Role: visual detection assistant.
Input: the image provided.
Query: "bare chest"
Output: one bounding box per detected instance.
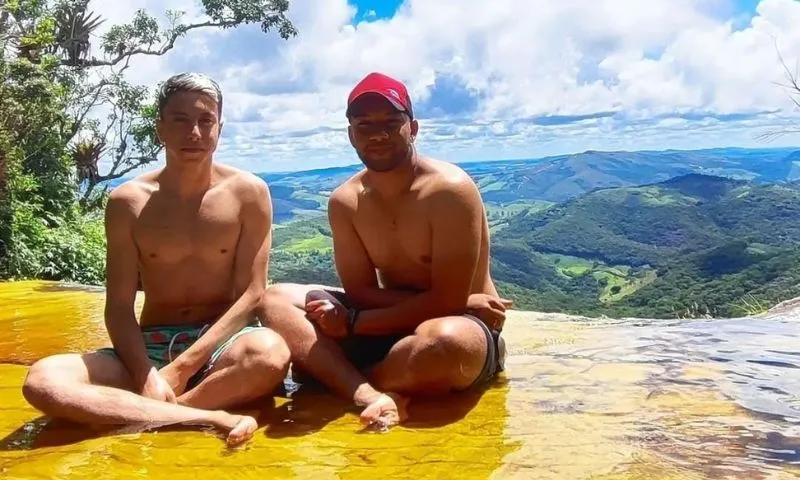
[353,199,432,274]
[133,193,241,265]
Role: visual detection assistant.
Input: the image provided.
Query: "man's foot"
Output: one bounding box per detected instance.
[359,392,409,431]
[213,412,258,446]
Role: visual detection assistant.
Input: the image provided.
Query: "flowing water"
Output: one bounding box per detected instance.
[0,281,798,479]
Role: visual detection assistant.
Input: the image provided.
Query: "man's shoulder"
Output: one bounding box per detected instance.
[106,175,156,210]
[328,172,363,211]
[421,157,480,199]
[215,163,269,200]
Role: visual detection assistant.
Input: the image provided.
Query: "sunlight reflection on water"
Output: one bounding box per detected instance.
[529,314,800,477]
[1,281,799,479]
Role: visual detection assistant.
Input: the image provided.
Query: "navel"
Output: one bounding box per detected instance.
[149,253,158,259]
[220,248,228,254]
[420,254,432,263]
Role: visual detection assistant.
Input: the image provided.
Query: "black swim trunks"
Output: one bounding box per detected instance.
[327,289,505,390]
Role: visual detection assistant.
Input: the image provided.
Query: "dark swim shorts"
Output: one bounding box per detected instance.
[327,290,506,391]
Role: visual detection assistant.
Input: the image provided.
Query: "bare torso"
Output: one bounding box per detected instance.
[120,164,255,326]
[345,157,497,296]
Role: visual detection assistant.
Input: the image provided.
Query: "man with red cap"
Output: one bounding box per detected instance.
[258,72,511,428]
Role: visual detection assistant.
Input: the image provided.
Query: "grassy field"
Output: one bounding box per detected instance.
[596,268,658,303]
[279,232,332,253]
[293,191,330,207]
[634,187,698,206]
[545,254,656,303]
[487,200,553,233]
[551,255,595,277]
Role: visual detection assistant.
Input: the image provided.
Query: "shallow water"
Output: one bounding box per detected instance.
[0,280,798,479]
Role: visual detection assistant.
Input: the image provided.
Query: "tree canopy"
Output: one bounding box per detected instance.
[0,0,297,283]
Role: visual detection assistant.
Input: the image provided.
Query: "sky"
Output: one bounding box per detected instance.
[88,0,800,174]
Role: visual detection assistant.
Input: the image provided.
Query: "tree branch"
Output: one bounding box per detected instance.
[73,19,238,67]
[67,79,111,139]
[755,44,800,143]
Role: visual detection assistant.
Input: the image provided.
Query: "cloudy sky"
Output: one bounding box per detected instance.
[90,0,800,174]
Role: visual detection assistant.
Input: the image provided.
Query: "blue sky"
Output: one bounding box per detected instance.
[93,0,800,174]
[350,0,403,22]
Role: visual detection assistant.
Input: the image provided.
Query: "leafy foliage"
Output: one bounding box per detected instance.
[0,0,297,283]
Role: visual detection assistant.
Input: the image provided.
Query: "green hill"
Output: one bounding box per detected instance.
[268,173,800,319]
[492,174,800,317]
[257,147,800,223]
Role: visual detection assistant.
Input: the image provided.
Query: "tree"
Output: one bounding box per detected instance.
[757,47,800,142]
[0,0,298,282]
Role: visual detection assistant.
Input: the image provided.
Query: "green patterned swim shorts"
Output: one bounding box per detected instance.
[97,322,266,388]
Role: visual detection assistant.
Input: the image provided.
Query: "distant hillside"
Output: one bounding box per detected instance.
[257,146,800,222]
[268,173,800,319]
[492,174,800,317]
[102,147,800,224]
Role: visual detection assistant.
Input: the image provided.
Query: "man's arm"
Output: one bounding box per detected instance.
[173,177,273,372]
[351,179,484,335]
[104,186,153,387]
[328,188,416,310]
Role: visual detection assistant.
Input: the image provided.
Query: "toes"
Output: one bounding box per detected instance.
[359,404,380,426]
[226,416,257,446]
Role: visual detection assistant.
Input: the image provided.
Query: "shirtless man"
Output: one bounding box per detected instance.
[257,72,511,428]
[22,72,290,446]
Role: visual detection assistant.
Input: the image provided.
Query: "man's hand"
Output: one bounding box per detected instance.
[158,361,196,397]
[140,368,178,403]
[305,290,349,339]
[467,293,513,331]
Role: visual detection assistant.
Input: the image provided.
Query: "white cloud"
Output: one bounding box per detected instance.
[85,0,800,174]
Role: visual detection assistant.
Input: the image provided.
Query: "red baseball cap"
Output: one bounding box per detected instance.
[346,72,414,119]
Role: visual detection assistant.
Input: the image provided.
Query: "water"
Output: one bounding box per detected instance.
[537,316,800,478]
[0,281,798,479]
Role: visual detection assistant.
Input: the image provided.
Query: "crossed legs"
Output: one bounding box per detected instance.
[21,328,290,446]
[256,283,492,419]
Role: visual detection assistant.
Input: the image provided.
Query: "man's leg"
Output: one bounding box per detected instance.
[256,283,407,425]
[367,315,499,396]
[21,352,257,446]
[177,327,291,410]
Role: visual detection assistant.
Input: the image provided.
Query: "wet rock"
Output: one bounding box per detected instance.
[0,281,798,479]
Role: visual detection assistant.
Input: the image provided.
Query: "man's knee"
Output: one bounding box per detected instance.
[259,282,313,312]
[22,355,73,410]
[413,316,488,384]
[415,316,485,356]
[228,329,291,378]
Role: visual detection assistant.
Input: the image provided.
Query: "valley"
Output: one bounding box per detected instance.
[261,147,800,319]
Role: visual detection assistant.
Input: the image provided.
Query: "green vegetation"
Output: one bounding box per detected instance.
[5,3,800,321]
[268,174,800,319]
[268,216,337,285]
[486,200,552,232]
[1,0,297,284]
[261,147,800,224]
[272,216,332,253]
[492,174,800,318]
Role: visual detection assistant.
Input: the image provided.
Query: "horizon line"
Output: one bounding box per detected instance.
[255,144,800,176]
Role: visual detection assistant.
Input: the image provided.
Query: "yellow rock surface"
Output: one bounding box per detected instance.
[0,281,797,479]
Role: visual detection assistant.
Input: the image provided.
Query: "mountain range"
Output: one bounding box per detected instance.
[260,146,800,223]
[260,146,800,318]
[489,173,800,317]
[107,146,800,318]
